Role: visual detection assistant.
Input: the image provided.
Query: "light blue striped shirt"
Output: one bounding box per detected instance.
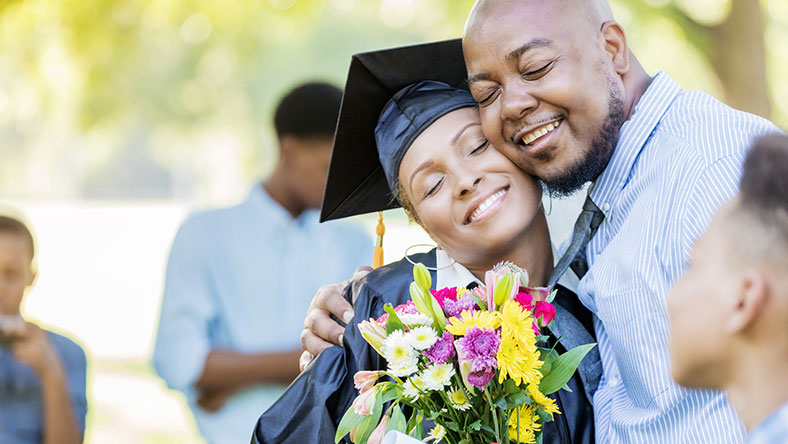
[153,184,371,444]
[577,71,781,443]
[747,402,788,444]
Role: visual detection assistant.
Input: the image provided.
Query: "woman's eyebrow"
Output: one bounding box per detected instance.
[409,159,435,190]
[451,122,480,145]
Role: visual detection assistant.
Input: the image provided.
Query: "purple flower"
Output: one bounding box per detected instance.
[443,295,478,318]
[423,331,456,364]
[457,328,500,388]
[467,367,496,387]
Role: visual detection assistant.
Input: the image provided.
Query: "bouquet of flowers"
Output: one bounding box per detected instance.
[335,262,595,444]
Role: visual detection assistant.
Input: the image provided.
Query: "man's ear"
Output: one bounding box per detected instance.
[726,270,769,334]
[600,21,630,76]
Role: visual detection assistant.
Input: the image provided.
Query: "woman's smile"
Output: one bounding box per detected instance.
[464,185,510,225]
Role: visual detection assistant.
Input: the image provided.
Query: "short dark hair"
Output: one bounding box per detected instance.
[273,82,343,140]
[0,215,35,262]
[738,134,788,243]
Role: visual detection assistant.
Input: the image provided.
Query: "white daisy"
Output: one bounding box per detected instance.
[405,326,439,350]
[398,312,432,327]
[420,363,455,391]
[402,376,424,402]
[447,386,472,411]
[382,330,418,376]
[424,424,446,443]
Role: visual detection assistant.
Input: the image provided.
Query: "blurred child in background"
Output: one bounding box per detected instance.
[0,214,87,444]
[668,134,788,443]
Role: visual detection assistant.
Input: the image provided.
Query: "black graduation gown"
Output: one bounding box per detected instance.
[251,250,596,444]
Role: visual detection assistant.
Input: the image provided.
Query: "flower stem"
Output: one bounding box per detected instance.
[485,391,501,443]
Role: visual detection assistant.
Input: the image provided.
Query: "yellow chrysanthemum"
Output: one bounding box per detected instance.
[497,301,543,385]
[527,383,560,419]
[499,300,533,341]
[508,404,541,443]
[446,309,501,336]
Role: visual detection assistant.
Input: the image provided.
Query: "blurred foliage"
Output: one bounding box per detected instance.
[0,0,785,201]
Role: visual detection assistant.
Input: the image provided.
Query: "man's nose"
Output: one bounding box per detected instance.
[500,81,538,123]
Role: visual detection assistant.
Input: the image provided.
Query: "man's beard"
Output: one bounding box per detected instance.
[541,81,627,198]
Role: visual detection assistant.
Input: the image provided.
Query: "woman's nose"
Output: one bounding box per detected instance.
[456,175,483,199]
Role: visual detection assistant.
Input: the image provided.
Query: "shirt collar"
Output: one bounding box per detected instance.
[436,246,576,292]
[590,71,682,216]
[436,249,481,289]
[248,183,319,227]
[748,401,788,442]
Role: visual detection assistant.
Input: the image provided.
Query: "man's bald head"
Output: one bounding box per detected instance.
[465,0,614,38]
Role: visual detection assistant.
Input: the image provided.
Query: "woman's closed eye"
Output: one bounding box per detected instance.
[423,177,444,199]
[469,140,489,156]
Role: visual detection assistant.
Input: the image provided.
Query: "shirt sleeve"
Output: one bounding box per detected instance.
[55,337,87,433]
[152,216,217,393]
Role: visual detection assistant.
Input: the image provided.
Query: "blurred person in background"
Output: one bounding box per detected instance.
[0,214,86,444]
[152,81,372,444]
[668,134,788,444]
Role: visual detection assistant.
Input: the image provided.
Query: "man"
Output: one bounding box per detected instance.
[668,134,788,444]
[152,82,371,444]
[0,214,87,444]
[300,1,781,442]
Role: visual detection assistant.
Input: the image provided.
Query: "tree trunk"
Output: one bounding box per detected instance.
[707,0,771,118]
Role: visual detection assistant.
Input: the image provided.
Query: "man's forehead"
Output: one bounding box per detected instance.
[464,0,608,43]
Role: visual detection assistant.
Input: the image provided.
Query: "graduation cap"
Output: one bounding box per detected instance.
[319,38,473,223]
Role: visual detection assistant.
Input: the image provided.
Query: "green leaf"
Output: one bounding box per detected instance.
[443,421,460,432]
[335,409,366,443]
[494,393,509,410]
[386,405,407,434]
[545,288,557,304]
[407,411,424,439]
[503,378,520,394]
[353,392,385,444]
[505,390,531,407]
[468,420,482,432]
[384,304,406,335]
[539,343,596,395]
[381,383,402,403]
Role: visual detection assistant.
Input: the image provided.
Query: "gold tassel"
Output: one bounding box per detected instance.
[372,211,385,269]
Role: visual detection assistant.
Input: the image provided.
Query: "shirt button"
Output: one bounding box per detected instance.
[609,376,619,387]
[603,202,611,212]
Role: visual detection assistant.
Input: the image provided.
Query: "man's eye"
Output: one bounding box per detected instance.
[474,88,498,106]
[522,61,554,80]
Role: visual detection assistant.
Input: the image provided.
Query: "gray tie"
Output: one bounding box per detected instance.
[548,195,605,288]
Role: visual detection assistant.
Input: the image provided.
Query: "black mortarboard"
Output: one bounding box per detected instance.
[320,39,474,222]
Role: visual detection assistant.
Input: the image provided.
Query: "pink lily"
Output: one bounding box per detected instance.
[353,370,385,392]
[368,414,391,444]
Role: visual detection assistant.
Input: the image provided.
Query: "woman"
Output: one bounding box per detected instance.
[252,45,598,444]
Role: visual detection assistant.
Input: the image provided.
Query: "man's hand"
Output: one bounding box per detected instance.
[9,321,60,378]
[300,266,372,367]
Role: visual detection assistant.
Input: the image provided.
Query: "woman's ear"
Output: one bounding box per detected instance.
[726,269,769,334]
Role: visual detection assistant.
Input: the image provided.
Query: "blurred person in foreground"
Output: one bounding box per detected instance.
[152,82,371,444]
[0,214,86,444]
[668,134,788,444]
